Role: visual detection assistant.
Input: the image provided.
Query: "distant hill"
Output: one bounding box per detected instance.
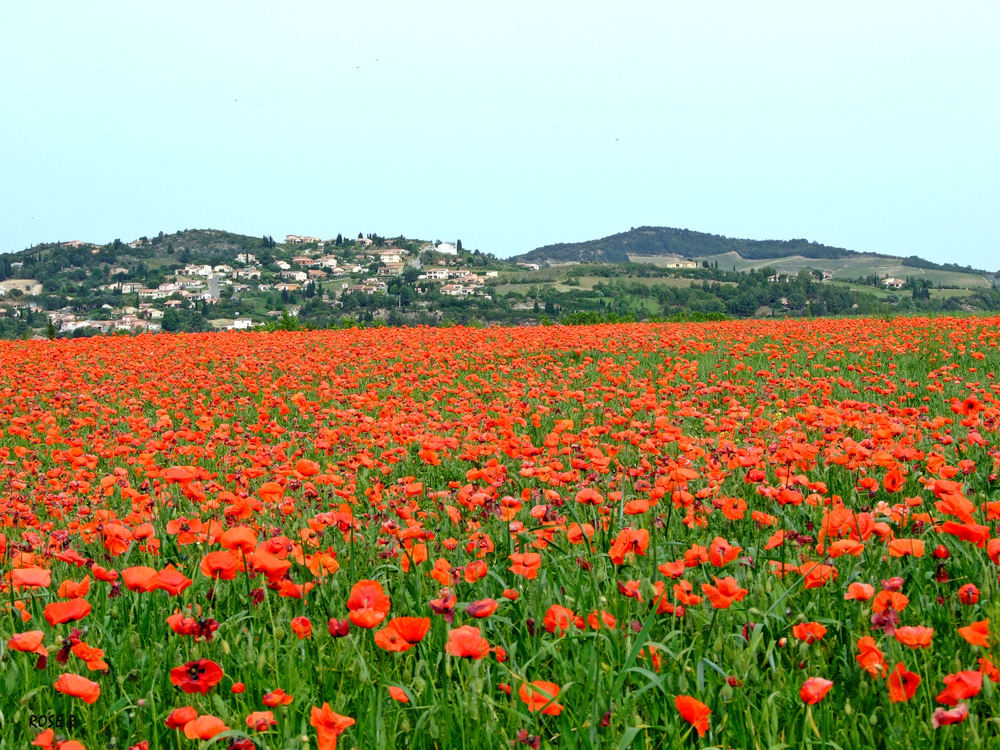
[4,229,269,268]
[513,227,993,280]
[513,227,863,265]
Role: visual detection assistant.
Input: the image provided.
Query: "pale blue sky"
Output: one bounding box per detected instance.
[1,1,997,267]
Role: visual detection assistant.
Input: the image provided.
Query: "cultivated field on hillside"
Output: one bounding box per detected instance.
[2,319,1000,749]
[694,252,992,288]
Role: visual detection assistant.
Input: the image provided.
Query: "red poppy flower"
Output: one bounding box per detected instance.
[792,622,827,644]
[155,565,193,596]
[856,636,887,678]
[887,662,920,703]
[165,706,198,729]
[262,688,294,706]
[199,550,243,580]
[465,598,498,618]
[674,695,710,737]
[12,568,51,589]
[43,598,91,626]
[310,703,355,750]
[936,671,982,706]
[799,677,833,704]
[246,710,277,731]
[445,625,490,659]
[183,715,230,739]
[169,659,224,694]
[895,626,934,649]
[345,580,391,628]
[121,566,159,592]
[932,703,968,728]
[54,673,101,704]
[291,616,313,639]
[519,680,563,715]
[509,552,542,579]
[701,576,748,609]
[958,619,990,647]
[7,631,47,656]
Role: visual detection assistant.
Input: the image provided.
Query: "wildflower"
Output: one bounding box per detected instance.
[887,662,920,702]
[43,598,91,626]
[53,673,101,704]
[7,631,47,656]
[701,576,748,609]
[246,711,277,731]
[792,622,827,644]
[310,703,355,750]
[519,680,563,715]
[466,598,498,618]
[936,671,982,706]
[445,625,490,659]
[509,552,541,579]
[345,580,391,628]
[291,616,313,639]
[165,706,198,729]
[957,584,980,605]
[183,715,230,740]
[932,703,969,728]
[895,626,934,649]
[674,695,710,737]
[262,688,294,706]
[799,677,833,704]
[845,582,876,601]
[328,618,351,637]
[169,659,224,694]
[958,619,990,647]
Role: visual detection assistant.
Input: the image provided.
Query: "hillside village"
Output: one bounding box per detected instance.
[0,232,521,336]
[0,227,997,339]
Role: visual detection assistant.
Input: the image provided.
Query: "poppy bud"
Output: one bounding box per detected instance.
[933,545,950,559]
[525,618,535,636]
[601,710,612,727]
[778,638,788,648]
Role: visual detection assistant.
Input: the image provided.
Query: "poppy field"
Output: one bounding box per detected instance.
[3,316,1000,749]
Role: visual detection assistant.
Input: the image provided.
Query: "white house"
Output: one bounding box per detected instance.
[422,268,451,281]
[232,318,253,330]
[441,284,476,296]
[436,242,458,255]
